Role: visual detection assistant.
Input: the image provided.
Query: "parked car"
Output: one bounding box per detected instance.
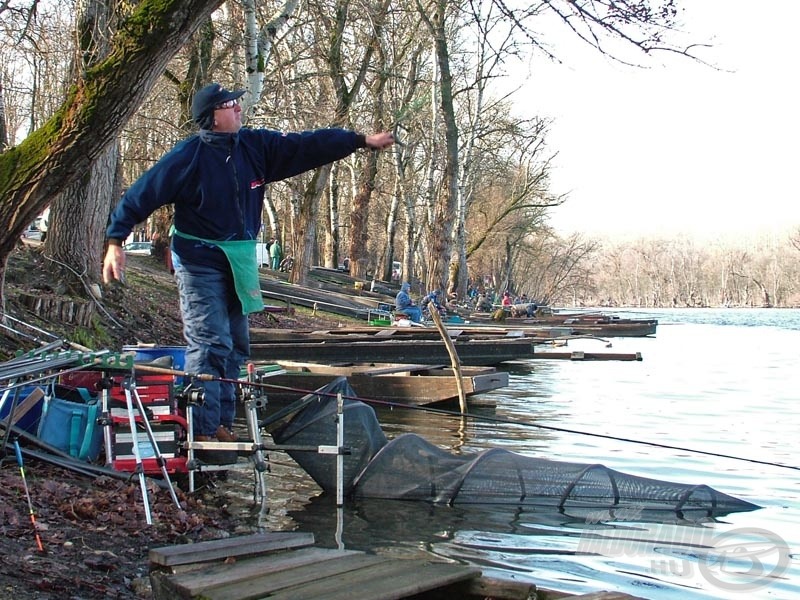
[22,226,43,241]
[123,241,153,256]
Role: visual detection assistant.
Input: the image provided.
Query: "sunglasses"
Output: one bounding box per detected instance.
[215,98,239,110]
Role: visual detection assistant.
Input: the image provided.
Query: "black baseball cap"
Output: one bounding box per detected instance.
[191,83,245,125]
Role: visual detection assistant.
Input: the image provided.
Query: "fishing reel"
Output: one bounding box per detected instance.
[175,383,205,409]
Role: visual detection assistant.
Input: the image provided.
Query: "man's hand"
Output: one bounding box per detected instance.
[365,132,395,150]
[102,244,126,284]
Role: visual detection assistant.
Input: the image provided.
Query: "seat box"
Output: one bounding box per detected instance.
[60,369,175,419]
[113,423,180,460]
[111,421,188,475]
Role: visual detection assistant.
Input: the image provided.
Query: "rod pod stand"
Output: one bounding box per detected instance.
[121,377,153,525]
[182,386,205,494]
[243,385,269,522]
[121,377,182,524]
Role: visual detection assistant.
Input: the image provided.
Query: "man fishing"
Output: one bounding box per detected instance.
[102,82,394,463]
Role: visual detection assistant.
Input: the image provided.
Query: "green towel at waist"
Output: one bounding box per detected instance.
[171,227,264,314]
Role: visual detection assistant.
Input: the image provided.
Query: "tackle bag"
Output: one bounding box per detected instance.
[37,394,103,462]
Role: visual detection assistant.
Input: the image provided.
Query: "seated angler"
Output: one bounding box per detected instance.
[421,289,446,319]
[395,282,422,323]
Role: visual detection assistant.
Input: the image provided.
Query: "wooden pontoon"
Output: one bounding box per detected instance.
[249,336,534,366]
[259,276,391,321]
[259,361,509,405]
[150,531,647,600]
[463,311,658,337]
[149,532,534,600]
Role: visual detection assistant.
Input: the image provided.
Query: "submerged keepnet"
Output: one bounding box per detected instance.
[271,378,759,516]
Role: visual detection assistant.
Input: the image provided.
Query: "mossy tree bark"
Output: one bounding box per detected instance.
[0,0,225,307]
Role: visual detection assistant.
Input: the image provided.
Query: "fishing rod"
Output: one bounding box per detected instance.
[1,421,172,487]
[13,440,45,552]
[130,362,800,473]
[0,315,61,346]
[0,348,117,391]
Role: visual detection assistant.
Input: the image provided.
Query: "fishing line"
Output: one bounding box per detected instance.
[129,363,800,473]
[244,378,800,473]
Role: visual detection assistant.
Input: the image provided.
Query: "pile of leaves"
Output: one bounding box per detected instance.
[0,460,240,599]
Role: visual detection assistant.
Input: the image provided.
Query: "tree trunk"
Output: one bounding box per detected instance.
[292,164,332,286]
[325,162,341,270]
[0,0,226,306]
[45,145,120,285]
[383,154,403,282]
[0,82,8,151]
[429,3,459,294]
[349,151,378,281]
[44,0,121,285]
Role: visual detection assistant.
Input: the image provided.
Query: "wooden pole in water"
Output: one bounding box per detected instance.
[429,308,467,413]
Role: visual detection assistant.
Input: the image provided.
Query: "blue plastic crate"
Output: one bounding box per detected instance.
[0,385,44,434]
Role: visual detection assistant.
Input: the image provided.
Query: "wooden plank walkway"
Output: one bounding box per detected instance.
[149,532,646,600]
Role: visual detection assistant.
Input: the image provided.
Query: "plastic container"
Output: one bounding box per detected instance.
[0,384,44,434]
[123,345,186,371]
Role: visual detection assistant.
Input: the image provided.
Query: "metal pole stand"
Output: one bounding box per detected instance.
[96,375,115,468]
[120,376,152,525]
[182,385,204,493]
[183,374,269,523]
[244,364,270,523]
[242,395,270,523]
[122,377,182,521]
[335,392,345,549]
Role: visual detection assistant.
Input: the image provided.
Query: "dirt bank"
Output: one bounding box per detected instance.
[0,245,346,599]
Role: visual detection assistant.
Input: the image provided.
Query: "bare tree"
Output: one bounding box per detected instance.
[346,0,392,280]
[791,227,800,253]
[288,0,386,284]
[416,0,460,294]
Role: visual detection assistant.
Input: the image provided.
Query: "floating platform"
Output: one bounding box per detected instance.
[149,531,649,599]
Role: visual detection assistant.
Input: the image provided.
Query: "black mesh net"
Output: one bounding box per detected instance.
[270,379,759,516]
[270,378,387,495]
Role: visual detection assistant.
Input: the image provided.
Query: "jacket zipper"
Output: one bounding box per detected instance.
[228,139,245,238]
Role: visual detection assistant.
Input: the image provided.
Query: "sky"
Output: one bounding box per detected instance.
[513,0,800,240]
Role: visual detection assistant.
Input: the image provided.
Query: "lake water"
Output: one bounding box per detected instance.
[236,308,800,599]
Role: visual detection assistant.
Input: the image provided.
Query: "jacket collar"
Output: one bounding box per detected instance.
[198,129,240,147]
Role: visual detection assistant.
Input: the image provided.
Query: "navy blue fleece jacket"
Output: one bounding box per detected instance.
[107,127,366,269]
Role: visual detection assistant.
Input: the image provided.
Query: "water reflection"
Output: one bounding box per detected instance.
[285,493,771,598]
[292,495,733,550]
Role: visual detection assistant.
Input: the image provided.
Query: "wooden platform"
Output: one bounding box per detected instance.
[262,361,510,405]
[149,532,535,600]
[531,350,643,361]
[249,337,534,366]
[150,532,650,600]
